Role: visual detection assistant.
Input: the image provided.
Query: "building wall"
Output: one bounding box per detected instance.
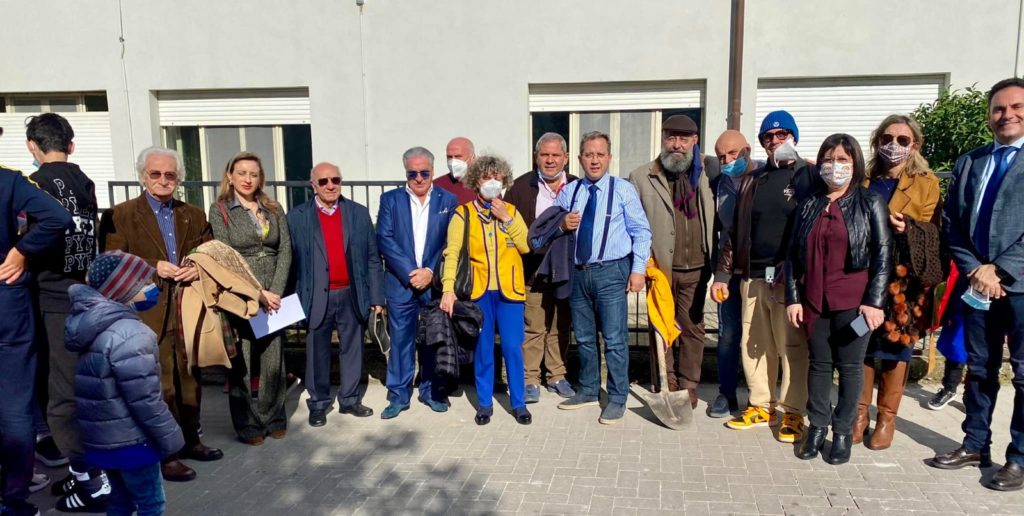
[0,0,1015,182]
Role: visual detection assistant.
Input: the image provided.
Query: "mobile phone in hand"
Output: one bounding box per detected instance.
[850,314,869,337]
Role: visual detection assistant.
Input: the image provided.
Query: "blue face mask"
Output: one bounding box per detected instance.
[130,284,160,312]
[32,159,42,170]
[721,156,747,177]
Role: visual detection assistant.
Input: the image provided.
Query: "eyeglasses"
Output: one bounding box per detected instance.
[406,170,431,180]
[880,134,913,147]
[316,177,341,187]
[147,171,178,182]
[760,130,791,144]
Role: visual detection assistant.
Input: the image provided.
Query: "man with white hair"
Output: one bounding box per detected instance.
[98,146,219,483]
[288,162,384,428]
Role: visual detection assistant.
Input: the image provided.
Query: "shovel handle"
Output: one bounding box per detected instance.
[655,332,670,393]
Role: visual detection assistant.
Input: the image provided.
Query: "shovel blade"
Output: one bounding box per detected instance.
[643,390,694,430]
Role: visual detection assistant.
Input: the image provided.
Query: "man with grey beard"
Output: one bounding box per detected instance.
[628,115,718,404]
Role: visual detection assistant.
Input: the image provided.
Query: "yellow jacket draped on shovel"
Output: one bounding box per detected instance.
[180,240,262,369]
[645,259,680,347]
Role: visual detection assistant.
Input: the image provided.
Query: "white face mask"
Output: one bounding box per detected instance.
[479,179,503,200]
[820,162,854,188]
[771,138,799,164]
[538,168,565,183]
[448,159,468,179]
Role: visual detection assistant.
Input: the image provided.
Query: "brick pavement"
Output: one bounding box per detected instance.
[27,380,1024,515]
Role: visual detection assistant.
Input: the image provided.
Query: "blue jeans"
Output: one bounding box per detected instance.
[475,291,526,409]
[0,282,36,504]
[107,463,166,516]
[385,295,442,405]
[717,275,742,398]
[961,293,1024,466]
[570,258,630,405]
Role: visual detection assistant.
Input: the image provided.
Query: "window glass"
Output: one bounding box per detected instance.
[579,112,611,137]
[244,126,276,180]
[0,97,6,113]
[84,94,109,112]
[283,125,313,208]
[205,127,242,181]
[49,98,77,112]
[619,111,653,174]
[531,112,570,153]
[11,97,43,113]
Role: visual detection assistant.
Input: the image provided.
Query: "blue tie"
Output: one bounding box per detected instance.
[974,146,1014,257]
[575,183,599,264]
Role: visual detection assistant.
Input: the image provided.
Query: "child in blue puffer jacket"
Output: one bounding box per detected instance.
[65,251,184,516]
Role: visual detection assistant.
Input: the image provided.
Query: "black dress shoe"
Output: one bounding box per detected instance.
[475,406,493,426]
[514,407,532,425]
[826,434,852,465]
[182,443,224,462]
[985,462,1024,491]
[309,408,327,427]
[930,446,992,469]
[796,426,827,460]
[339,403,374,417]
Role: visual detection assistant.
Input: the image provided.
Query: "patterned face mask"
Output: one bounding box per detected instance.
[820,162,853,188]
[877,142,912,165]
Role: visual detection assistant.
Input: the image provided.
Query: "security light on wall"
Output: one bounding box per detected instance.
[356,0,364,5]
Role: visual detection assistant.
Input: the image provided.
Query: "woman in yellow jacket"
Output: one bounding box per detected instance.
[440,156,531,425]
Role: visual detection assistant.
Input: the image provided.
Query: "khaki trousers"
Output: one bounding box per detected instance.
[739,279,808,414]
[522,285,571,385]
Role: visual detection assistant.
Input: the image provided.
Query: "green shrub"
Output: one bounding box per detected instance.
[912,86,991,174]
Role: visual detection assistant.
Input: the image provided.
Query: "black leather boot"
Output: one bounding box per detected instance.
[796,426,828,460]
[826,433,853,465]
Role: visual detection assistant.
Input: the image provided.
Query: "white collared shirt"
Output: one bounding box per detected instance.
[315,196,338,216]
[406,186,432,268]
[975,134,1024,217]
[535,172,565,219]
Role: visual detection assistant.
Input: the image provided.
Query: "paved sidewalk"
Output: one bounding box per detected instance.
[28,380,1024,515]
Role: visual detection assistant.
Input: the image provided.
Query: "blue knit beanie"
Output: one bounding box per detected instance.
[759,110,799,143]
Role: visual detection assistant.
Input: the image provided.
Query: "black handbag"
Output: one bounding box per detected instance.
[433,205,474,300]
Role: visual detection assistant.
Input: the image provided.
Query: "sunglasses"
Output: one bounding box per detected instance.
[316,177,341,187]
[406,170,431,180]
[147,171,178,181]
[760,130,791,144]
[880,134,913,147]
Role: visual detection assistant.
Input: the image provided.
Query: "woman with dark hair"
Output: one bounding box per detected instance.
[785,134,893,464]
[855,115,942,450]
[209,152,292,445]
[439,155,532,426]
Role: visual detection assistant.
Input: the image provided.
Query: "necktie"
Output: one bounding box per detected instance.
[575,184,599,264]
[974,146,1013,257]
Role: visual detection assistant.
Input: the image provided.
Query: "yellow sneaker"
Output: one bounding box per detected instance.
[777,413,805,443]
[726,406,777,430]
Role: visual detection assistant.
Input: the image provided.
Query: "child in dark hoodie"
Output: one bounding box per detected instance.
[65,251,184,516]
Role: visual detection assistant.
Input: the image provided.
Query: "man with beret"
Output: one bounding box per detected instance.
[712,110,818,443]
[628,115,719,406]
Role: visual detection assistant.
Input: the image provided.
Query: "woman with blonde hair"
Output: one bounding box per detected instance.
[439,155,532,426]
[855,115,942,451]
[209,152,292,445]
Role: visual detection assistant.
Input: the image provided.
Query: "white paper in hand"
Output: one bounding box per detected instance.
[249,294,306,339]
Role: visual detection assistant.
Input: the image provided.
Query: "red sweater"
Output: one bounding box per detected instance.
[318,208,350,289]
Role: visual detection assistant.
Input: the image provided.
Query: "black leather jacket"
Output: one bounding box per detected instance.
[784,185,893,308]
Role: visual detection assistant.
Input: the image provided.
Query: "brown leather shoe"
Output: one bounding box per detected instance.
[985,462,1024,491]
[929,446,992,469]
[182,443,224,462]
[161,459,197,482]
[269,430,287,439]
[242,436,264,446]
[852,363,874,444]
[866,360,907,451]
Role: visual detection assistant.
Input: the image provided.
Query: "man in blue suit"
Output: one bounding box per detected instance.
[289,162,384,428]
[931,78,1024,491]
[377,147,458,419]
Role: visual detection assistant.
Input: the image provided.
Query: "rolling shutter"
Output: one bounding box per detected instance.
[157,89,311,126]
[754,76,943,160]
[529,82,702,112]
[0,112,116,208]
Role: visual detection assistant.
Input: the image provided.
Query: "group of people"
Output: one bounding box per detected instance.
[2,77,1024,516]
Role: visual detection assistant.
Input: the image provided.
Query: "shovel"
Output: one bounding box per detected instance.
[641,332,693,430]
